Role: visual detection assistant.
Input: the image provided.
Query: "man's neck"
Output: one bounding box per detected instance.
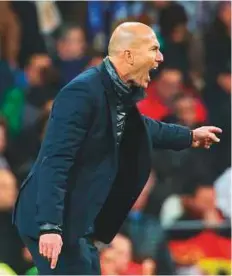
[108,56,132,86]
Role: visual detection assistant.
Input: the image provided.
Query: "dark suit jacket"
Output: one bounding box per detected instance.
[13,62,192,245]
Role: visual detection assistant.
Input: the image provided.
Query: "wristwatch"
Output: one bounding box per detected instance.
[39,223,62,235]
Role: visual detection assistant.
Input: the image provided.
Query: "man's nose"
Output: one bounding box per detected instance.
[156,50,164,63]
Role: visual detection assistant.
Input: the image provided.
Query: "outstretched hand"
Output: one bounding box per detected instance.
[191,126,222,149]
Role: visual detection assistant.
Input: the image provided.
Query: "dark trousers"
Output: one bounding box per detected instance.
[20,235,101,275]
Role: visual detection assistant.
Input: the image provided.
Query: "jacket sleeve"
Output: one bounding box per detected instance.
[35,81,94,226]
[143,116,192,150]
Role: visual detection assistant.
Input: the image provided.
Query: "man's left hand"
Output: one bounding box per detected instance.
[191,126,222,149]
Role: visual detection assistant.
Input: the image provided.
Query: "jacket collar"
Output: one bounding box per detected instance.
[96,62,117,143]
[96,61,146,145]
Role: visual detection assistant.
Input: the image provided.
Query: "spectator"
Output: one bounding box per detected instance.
[141,258,156,275]
[138,67,206,123]
[23,54,58,111]
[146,1,177,50]
[0,169,23,273]
[0,83,25,138]
[161,180,224,227]
[34,1,62,55]
[0,54,57,138]
[0,1,21,68]
[100,247,118,275]
[0,118,10,169]
[22,247,38,275]
[56,1,88,33]
[8,99,53,181]
[214,167,231,219]
[11,1,47,68]
[150,146,214,222]
[111,234,133,274]
[0,169,17,210]
[121,171,176,275]
[53,24,98,86]
[158,1,191,82]
[110,234,143,275]
[203,1,231,178]
[204,1,231,81]
[0,1,21,113]
[138,68,184,120]
[0,62,15,104]
[163,93,207,127]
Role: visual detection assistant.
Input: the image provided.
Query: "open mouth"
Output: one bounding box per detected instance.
[148,68,157,77]
[149,66,158,74]
[147,66,159,85]
[152,64,158,70]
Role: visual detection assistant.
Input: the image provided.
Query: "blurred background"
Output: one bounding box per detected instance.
[0,1,231,275]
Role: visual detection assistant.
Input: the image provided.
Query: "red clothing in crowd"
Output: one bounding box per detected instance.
[121,262,143,275]
[137,81,207,123]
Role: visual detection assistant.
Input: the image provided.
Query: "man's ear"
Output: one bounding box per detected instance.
[124,50,134,65]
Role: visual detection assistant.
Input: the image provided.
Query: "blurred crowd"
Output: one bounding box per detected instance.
[0,1,231,275]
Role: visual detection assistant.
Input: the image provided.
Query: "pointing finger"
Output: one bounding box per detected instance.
[208,126,222,134]
[50,248,59,269]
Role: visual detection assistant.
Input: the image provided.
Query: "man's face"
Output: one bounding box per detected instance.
[174,96,197,127]
[156,69,182,100]
[194,186,216,212]
[100,248,117,274]
[110,235,132,273]
[57,28,86,61]
[126,32,163,88]
[0,170,18,211]
[171,24,188,43]
[26,55,52,86]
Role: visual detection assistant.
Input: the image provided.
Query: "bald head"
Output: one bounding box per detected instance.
[108,22,156,56]
[107,22,163,89]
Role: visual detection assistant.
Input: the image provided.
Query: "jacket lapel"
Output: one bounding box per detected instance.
[96,62,117,144]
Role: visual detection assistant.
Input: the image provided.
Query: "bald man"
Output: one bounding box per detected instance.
[13,22,222,275]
